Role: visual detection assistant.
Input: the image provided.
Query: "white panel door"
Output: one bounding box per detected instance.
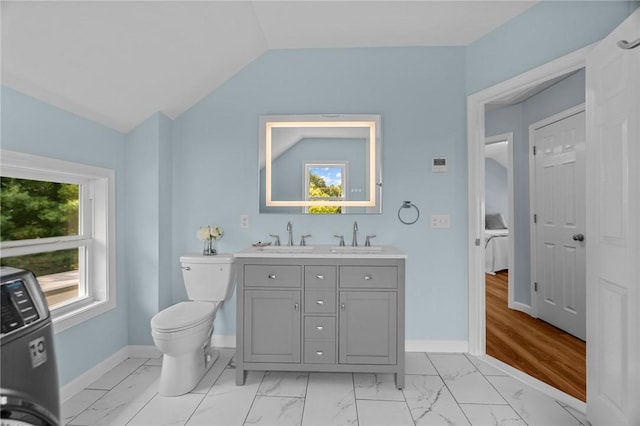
[585,9,640,425]
[534,110,586,340]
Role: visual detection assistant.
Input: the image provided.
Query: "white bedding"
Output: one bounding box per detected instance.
[485,229,509,274]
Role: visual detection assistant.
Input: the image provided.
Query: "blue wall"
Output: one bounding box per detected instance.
[0,87,129,386]
[467,1,634,94]
[485,69,586,305]
[125,112,175,345]
[485,158,508,222]
[171,47,469,341]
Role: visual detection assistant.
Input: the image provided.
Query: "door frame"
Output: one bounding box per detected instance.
[484,132,518,311]
[528,103,586,318]
[467,44,593,409]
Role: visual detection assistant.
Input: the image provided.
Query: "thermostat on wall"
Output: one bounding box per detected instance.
[432,157,448,173]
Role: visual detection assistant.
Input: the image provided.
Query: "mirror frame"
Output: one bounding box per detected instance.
[259,114,382,213]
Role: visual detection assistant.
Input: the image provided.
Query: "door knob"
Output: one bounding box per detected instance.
[572,234,585,242]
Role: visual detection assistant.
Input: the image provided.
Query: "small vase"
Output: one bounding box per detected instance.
[203,239,217,256]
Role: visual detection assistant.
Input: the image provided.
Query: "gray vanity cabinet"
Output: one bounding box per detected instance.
[243,289,301,363]
[235,253,405,389]
[339,291,397,364]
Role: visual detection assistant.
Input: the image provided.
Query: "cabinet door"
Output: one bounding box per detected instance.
[244,290,301,363]
[339,291,397,364]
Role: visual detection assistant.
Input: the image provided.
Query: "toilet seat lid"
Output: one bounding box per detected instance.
[151,301,218,332]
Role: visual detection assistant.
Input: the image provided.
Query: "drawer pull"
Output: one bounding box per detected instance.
[364,274,372,280]
[316,274,325,280]
[315,351,324,356]
[316,300,324,305]
[316,325,324,331]
[268,273,277,279]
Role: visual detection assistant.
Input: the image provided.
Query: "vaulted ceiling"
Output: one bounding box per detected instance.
[1,1,537,132]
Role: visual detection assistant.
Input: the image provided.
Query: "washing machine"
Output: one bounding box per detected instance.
[1,267,60,426]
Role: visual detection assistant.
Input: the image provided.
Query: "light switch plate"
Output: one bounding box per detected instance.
[431,214,450,228]
[240,214,249,229]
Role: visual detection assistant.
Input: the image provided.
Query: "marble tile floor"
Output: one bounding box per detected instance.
[62,350,589,426]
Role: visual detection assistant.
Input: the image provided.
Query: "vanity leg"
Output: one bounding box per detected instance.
[236,367,245,386]
[395,372,404,389]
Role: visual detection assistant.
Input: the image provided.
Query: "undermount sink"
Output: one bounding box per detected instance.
[262,245,314,252]
[329,246,383,253]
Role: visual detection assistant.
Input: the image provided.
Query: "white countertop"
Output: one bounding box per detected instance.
[234,244,407,259]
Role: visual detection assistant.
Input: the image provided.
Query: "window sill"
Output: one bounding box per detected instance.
[51,297,115,334]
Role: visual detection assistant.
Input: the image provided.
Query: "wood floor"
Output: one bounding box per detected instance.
[485,271,586,401]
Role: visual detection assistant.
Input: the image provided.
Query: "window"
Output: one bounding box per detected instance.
[304,162,347,214]
[0,150,115,333]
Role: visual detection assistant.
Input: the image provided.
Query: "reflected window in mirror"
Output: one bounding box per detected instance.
[305,162,347,214]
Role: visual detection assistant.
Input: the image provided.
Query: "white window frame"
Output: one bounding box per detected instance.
[0,150,116,333]
[303,161,348,214]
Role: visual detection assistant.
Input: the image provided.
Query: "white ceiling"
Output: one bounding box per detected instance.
[1,1,537,133]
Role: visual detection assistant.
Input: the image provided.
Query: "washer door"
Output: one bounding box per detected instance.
[1,395,60,426]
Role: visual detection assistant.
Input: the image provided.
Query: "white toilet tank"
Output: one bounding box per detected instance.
[180,253,236,302]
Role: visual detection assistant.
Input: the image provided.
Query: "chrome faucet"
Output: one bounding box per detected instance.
[351,221,358,246]
[364,234,376,247]
[286,221,293,246]
[299,234,311,246]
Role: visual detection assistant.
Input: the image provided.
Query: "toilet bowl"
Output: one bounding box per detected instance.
[150,253,235,396]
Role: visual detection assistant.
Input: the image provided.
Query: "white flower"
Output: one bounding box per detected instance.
[197,225,224,241]
[197,227,210,241]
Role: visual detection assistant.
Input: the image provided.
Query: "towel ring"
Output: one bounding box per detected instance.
[398,201,420,225]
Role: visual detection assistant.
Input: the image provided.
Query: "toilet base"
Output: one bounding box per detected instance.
[158,346,220,397]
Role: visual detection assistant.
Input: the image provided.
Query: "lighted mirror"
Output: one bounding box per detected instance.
[259,114,382,214]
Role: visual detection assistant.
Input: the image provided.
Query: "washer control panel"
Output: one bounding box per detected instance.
[1,280,41,335]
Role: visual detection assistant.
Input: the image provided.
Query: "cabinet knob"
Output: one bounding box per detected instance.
[294,303,299,311]
[316,300,324,305]
[316,325,324,331]
[268,273,277,279]
[316,275,325,280]
[341,303,346,311]
[315,351,324,356]
[364,274,372,280]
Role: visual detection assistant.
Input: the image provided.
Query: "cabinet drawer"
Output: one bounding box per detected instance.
[244,265,301,287]
[339,266,397,289]
[304,340,336,364]
[305,290,336,314]
[305,266,337,289]
[304,316,336,340]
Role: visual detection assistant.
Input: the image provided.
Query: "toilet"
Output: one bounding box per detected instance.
[150,253,236,396]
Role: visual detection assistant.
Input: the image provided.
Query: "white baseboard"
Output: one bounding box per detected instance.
[59,346,128,403]
[480,354,586,414]
[405,340,468,353]
[508,300,532,315]
[212,334,236,348]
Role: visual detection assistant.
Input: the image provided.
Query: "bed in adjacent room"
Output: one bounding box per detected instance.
[485,213,509,274]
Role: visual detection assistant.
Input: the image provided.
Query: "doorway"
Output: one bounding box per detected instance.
[467,45,590,411]
[483,82,587,401]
